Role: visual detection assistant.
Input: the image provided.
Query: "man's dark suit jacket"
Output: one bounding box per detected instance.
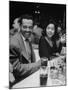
[10,32,39,82]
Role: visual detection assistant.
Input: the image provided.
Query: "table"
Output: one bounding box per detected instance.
[12,49,66,88]
[12,56,66,88]
[12,70,40,88]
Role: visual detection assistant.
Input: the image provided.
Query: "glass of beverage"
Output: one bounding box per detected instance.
[41,57,48,67]
[50,66,58,79]
[40,57,48,86]
[40,74,48,86]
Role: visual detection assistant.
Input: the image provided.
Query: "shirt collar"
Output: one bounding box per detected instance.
[20,33,30,42]
[21,34,26,41]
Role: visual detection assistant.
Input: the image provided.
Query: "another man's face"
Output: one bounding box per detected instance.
[57,27,62,33]
[21,19,33,39]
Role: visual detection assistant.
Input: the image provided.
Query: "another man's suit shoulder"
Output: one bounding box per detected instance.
[39,36,45,42]
[10,32,20,47]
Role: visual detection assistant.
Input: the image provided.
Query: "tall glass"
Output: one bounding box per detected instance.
[40,57,48,86]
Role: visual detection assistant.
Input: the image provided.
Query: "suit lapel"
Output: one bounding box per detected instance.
[17,32,30,62]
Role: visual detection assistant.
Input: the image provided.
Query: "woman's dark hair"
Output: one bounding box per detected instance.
[19,14,34,25]
[42,19,59,41]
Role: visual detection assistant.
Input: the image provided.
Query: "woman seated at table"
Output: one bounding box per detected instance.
[39,19,62,60]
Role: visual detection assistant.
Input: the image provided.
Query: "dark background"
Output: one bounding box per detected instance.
[9,1,66,29]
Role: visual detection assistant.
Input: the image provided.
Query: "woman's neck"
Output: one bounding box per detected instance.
[45,36,53,47]
[46,36,52,41]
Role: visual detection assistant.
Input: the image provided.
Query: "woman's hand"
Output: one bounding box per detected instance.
[60,34,66,44]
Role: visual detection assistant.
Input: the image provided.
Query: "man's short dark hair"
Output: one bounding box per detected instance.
[19,14,34,25]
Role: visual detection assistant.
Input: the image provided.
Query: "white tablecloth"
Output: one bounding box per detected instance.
[12,70,40,88]
[12,49,66,88]
[12,68,65,88]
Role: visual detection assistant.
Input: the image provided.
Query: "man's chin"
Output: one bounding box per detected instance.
[25,34,31,38]
[25,35,30,39]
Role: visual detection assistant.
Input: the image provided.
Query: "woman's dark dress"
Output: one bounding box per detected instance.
[39,36,62,59]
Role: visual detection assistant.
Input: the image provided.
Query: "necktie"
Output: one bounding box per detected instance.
[25,39,31,62]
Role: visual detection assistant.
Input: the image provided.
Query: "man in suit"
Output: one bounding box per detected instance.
[9,14,41,85]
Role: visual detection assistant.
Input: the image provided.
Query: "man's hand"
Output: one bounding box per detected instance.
[9,63,13,73]
[9,72,15,83]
